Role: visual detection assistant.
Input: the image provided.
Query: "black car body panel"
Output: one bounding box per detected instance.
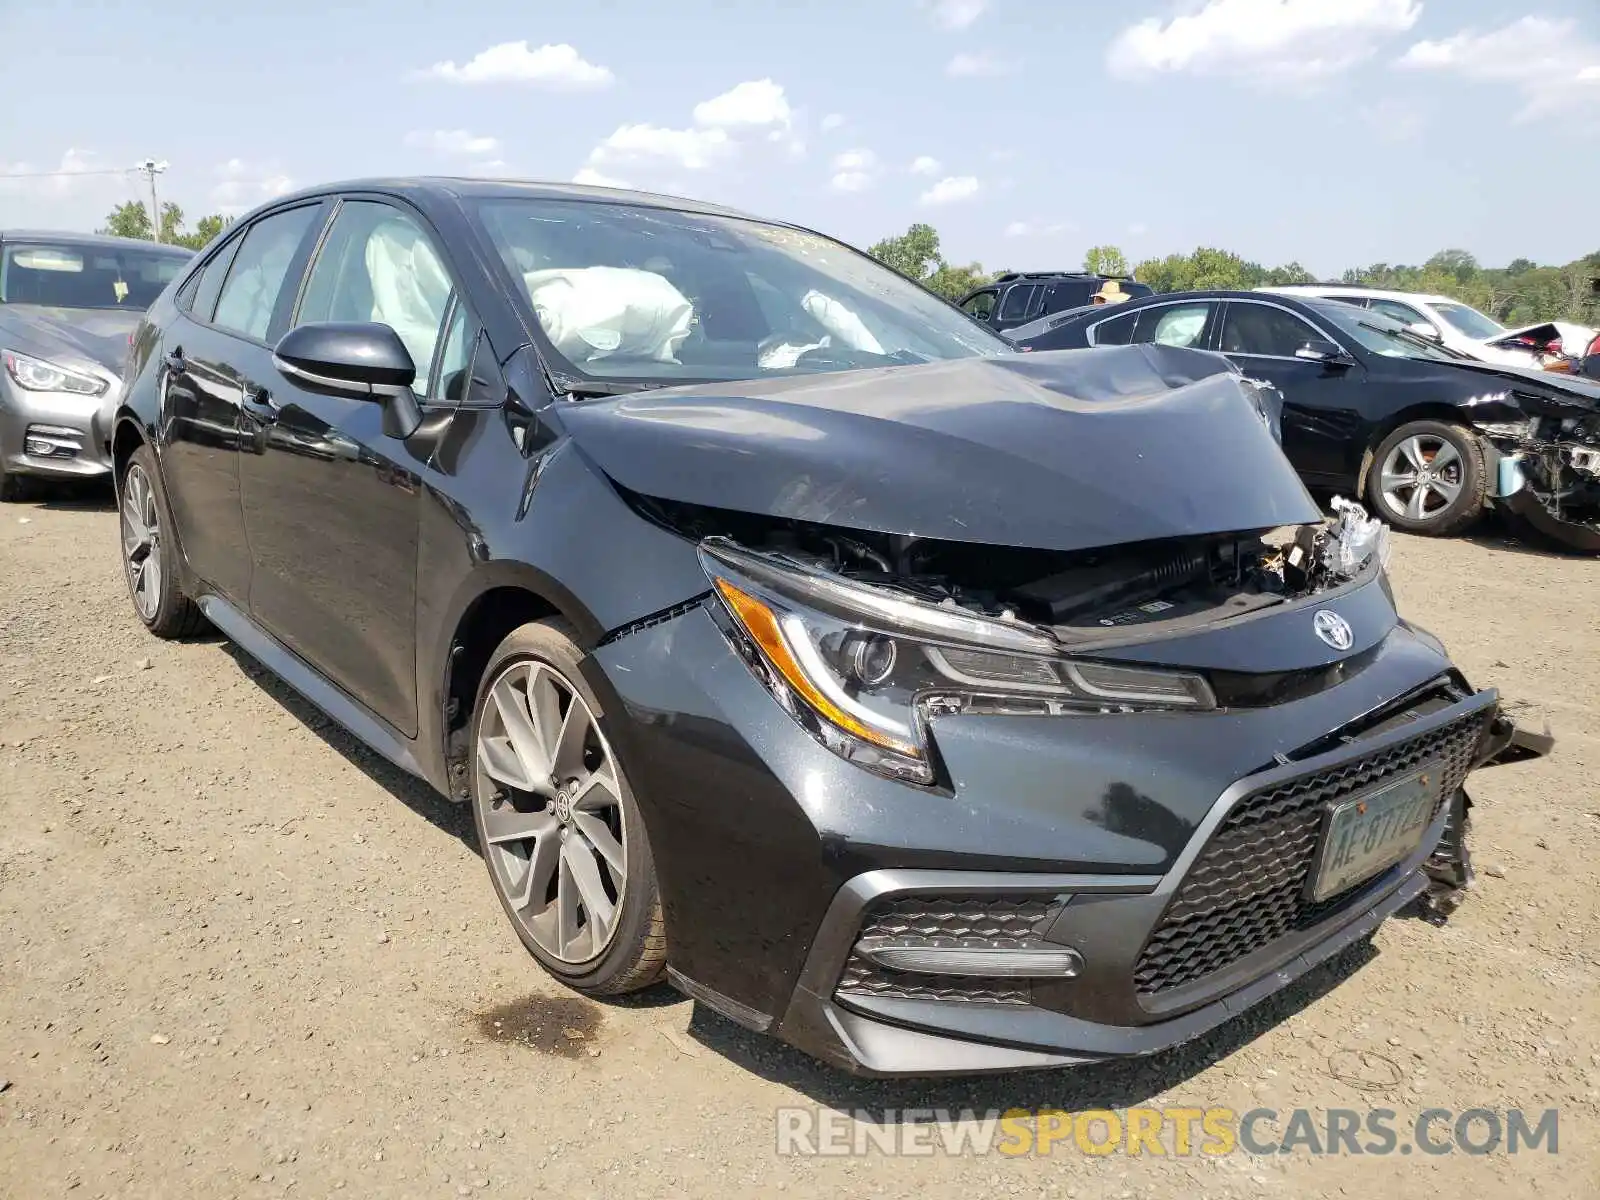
[560,345,1317,553]
[110,179,1547,1076]
[1011,289,1600,550]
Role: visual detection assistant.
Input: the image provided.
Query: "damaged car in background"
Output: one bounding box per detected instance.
[111,179,1550,1076]
[1014,288,1600,552]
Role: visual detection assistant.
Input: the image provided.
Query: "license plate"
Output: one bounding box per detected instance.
[1309,767,1442,902]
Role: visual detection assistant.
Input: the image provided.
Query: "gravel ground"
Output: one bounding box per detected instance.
[1,490,1597,1199]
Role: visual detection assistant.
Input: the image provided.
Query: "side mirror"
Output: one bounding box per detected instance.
[1295,339,1354,368]
[273,321,422,438]
[1406,321,1443,342]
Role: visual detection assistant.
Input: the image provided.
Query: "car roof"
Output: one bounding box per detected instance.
[0,229,195,255]
[1261,284,1459,306]
[990,270,1143,284]
[257,176,767,223]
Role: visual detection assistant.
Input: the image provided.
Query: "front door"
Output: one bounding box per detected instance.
[1217,300,1366,484]
[236,198,465,738]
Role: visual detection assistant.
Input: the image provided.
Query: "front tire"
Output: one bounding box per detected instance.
[468,618,667,996]
[1367,420,1487,537]
[119,445,207,638]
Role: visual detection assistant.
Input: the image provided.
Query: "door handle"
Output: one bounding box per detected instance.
[241,387,279,425]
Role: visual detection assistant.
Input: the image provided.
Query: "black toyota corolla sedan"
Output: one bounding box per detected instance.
[110,179,1547,1076]
[1008,289,1600,551]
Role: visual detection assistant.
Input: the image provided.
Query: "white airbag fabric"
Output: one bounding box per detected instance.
[523,267,693,363]
[801,289,884,355]
[366,221,452,382]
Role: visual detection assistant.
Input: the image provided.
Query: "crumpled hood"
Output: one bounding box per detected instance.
[1427,354,1600,409]
[558,344,1322,553]
[0,304,139,374]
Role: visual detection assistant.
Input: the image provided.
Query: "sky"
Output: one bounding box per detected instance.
[3,0,1600,278]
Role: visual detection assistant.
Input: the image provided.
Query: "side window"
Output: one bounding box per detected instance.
[961,290,998,322]
[297,201,453,395]
[212,207,321,341]
[1219,303,1322,357]
[1135,302,1213,348]
[1088,309,1138,346]
[434,301,474,403]
[1045,281,1093,314]
[182,239,241,322]
[1369,299,1425,327]
[997,284,1038,323]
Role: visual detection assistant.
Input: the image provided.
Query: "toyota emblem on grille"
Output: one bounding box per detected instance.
[1313,610,1354,650]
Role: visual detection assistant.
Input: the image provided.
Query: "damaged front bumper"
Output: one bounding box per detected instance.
[1476,412,1600,552]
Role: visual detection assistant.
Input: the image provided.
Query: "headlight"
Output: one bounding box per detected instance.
[2,349,107,395]
[699,538,1215,785]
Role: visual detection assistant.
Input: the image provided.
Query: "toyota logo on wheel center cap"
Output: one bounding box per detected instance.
[1313,609,1354,651]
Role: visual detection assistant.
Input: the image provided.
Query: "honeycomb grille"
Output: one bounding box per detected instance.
[1133,708,1489,998]
[835,896,1060,1006]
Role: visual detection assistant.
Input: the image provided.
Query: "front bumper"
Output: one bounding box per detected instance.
[589,598,1503,1077]
[0,377,114,478]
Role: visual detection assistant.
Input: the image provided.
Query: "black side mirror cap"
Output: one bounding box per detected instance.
[273,321,423,438]
[1295,339,1354,368]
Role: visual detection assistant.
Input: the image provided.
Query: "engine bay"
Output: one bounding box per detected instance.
[628,489,1387,645]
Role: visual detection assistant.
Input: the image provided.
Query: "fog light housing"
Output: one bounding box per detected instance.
[25,437,55,456]
[856,941,1084,978]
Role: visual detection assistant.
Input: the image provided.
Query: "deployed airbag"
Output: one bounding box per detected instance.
[524,267,693,364]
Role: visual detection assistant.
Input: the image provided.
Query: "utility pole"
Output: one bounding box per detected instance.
[136,159,169,243]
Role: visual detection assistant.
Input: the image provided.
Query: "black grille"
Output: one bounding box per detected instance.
[836,896,1060,1006]
[1133,708,1489,998]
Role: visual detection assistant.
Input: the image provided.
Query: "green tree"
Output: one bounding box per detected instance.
[98,201,229,250]
[867,222,993,301]
[1083,245,1129,276]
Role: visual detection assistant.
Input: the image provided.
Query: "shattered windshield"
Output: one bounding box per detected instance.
[1308,301,1467,363]
[474,198,1011,386]
[0,241,190,310]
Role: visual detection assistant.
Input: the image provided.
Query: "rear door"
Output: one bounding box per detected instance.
[1217,299,1364,482]
[157,203,326,604]
[236,196,471,737]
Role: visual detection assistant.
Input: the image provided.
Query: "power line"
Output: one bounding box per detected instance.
[0,167,138,179]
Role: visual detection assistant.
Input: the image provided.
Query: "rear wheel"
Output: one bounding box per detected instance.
[1367,420,1487,537]
[468,619,666,996]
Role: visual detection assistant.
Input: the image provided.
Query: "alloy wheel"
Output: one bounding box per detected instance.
[1377,433,1464,522]
[122,464,163,620]
[473,660,628,965]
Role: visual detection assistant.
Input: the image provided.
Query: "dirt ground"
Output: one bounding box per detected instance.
[1,488,1597,1200]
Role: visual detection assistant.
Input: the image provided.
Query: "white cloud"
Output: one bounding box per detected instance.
[819,112,846,132]
[919,175,982,206]
[928,0,989,31]
[417,41,613,88]
[580,79,802,180]
[1108,0,1420,85]
[1004,219,1070,238]
[693,79,791,129]
[572,166,631,188]
[1397,17,1600,119]
[910,155,941,176]
[829,148,878,192]
[946,51,1012,78]
[211,159,295,215]
[587,124,732,172]
[403,129,499,155]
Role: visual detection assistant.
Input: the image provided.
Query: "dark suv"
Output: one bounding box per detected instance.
[110,178,1544,1077]
[958,270,1152,333]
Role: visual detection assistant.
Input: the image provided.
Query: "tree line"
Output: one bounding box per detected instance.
[99,201,231,252]
[868,223,1600,327]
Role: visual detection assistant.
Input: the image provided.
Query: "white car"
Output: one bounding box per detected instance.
[1258,284,1596,370]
